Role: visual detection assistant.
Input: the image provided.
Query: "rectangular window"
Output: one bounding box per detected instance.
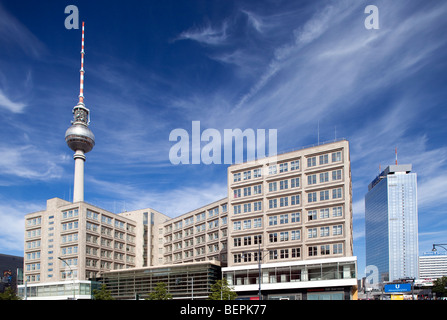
[308,246,318,257]
[308,228,317,239]
[280,214,288,224]
[307,157,316,167]
[280,232,289,242]
[233,221,241,231]
[319,154,328,165]
[320,172,329,183]
[308,174,317,185]
[291,160,300,171]
[279,163,288,173]
[308,210,317,221]
[269,199,277,209]
[291,194,300,205]
[332,151,342,162]
[269,233,278,243]
[333,225,343,235]
[291,248,301,258]
[333,243,343,254]
[332,188,343,199]
[243,187,251,197]
[254,201,262,211]
[280,180,288,190]
[320,227,330,237]
[320,208,329,219]
[291,230,300,240]
[320,190,329,201]
[291,212,300,223]
[269,216,277,226]
[269,165,277,175]
[233,172,241,182]
[308,192,317,203]
[280,197,288,207]
[332,169,342,181]
[269,182,277,192]
[321,245,330,255]
[234,189,241,198]
[233,205,241,214]
[333,206,343,217]
[291,177,300,188]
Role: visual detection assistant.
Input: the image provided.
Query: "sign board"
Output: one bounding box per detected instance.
[384,283,412,293]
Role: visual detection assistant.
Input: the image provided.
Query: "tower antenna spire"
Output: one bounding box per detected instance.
[79,21,85,104]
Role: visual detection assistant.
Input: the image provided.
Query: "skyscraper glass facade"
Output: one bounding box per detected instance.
[365,165,418,283]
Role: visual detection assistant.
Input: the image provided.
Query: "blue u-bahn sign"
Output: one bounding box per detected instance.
[384,283,412,293]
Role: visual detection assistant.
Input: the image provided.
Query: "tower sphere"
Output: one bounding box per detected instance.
[65,103,95,153]
[65,122,95,153]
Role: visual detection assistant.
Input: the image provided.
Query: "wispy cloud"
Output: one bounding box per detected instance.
[0,89,26,113]
[175,21,229,46]
[0,144,65,183]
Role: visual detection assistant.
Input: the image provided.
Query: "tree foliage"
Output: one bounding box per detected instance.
[0,287,20,300]
[93,284,114,300]
[432,276,447,298]
[208,278,237,300]
[147,282,172,300]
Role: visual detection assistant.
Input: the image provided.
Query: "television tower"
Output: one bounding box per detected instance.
[65,22,95,202]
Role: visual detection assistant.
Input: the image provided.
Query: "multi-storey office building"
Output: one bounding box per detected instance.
[365,164,418,283]
[223,139,357,300]
[419,252,447,280]
[21,197,170,299]
[160,198,228,266]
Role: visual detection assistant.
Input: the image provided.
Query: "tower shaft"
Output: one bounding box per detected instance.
[73,150,85,202]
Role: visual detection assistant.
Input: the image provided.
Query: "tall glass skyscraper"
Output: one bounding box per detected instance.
[365,164,418,283]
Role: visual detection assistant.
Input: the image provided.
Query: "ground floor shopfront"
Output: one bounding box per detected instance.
[223,256,358,300]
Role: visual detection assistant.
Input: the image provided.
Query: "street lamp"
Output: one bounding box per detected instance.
[58,257,75,300]
[241,242,272,300]
[432,244,447,252]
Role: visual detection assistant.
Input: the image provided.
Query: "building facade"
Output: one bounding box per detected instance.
[20,140,357,299]
[365,164,418,283]
[160,198,228,266]
[223,139,357,299]
[419,252,447,280]
[22,198,169,287]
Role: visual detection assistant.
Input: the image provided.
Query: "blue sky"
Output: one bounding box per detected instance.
[1,0,446,278]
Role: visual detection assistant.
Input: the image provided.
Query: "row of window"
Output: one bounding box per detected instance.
[231,206,343,232]
[308,187,343,203]
[307,169,343,185]
[232,151,342,183]
[165,204,228,233]
[232,243,344,264]
[233,177,302,200]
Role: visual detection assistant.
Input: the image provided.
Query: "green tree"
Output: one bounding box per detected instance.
[92,284,114,300]
[147,282,172,300]
[0,287,21,300]
[432,276,447,298]
[208,278,237,300]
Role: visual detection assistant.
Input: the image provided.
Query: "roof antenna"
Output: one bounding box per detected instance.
[395,147,398,165]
